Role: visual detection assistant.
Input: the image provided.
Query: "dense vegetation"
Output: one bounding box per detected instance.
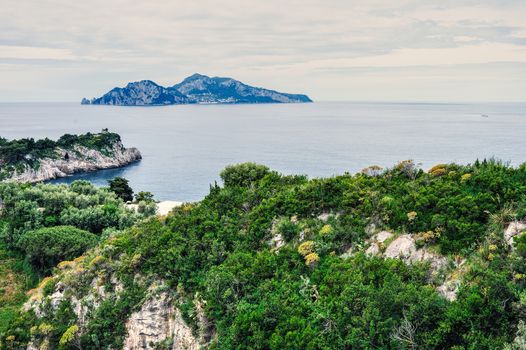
[1,160,526,349]
[0,130,122,180]
[18,226,98,272]
[108,177,134,202]
[0,180,156,336]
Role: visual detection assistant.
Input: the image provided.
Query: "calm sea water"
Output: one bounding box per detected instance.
[1,102,525,201]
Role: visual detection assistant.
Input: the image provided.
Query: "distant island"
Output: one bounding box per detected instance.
[0,130,141,182]
[81,73,312,106]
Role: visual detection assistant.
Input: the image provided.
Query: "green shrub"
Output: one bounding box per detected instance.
[220,162,270,187]
[3,159,526,349]
[276,218,300,241]
[18,226,97,272]
[108,177,134,202]
[135,191,155,203]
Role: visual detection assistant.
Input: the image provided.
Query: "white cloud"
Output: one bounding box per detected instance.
[0,45,78,60]
[453,36,481,43]
[0,0,525,101]
[299,43,526,69]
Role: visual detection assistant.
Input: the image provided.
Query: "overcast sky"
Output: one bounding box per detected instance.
[1,0,526,102]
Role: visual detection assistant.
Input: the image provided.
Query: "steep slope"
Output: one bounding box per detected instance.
[82,74,312,105]
[2,161,526,349]
[88,80,189,106]
[171,73,312,104]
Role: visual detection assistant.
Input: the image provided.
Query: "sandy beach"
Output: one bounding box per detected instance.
[127,200,183,216]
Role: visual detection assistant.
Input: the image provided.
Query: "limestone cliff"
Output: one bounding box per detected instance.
[22,249,208,350]
[0,131,141,183]
[123,289,199,350]
[9,142,141,183]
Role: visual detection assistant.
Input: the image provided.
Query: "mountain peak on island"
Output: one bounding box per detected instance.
[126,79,160,88]
[184,73,209,81]
[82,74,312,106]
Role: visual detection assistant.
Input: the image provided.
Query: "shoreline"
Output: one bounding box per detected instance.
[127,200,183,216]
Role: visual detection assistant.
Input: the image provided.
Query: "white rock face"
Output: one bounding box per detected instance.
[365,243,380,256]
[364,231,393,256]
[383,234,448,274]
[317,213,331,222]
[504,221,526,247]
[123,291,199,350]
[6,142,141,183]
[24,269,201,350]
[436,280,460,301]
[269,233,286,250]
[384,235,416,259]
[376,231,393,243]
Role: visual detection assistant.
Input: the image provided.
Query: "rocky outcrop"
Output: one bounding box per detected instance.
[269,232,286,250]
[376,230,394,243]
[363,232,453,298]
[83,73,312,106]
[384,235,416,259]
[5,142,141,183]
[504,221,526,248]
[365,230,393,256]
[23,254,206,350]
[373,234,448,273]
[123,289,199,350]
[436,279,461,302]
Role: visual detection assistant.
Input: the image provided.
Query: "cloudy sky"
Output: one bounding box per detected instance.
[1,0,525,102]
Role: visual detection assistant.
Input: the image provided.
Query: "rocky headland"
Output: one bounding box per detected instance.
[0,130,141,183]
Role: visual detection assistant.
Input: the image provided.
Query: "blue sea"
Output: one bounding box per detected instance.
[1,102,525,201]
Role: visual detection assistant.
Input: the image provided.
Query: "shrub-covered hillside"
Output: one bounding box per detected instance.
[2,160,526,349]
[0,180,156,337]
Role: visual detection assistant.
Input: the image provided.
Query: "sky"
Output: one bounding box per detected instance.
[1,0,526,102]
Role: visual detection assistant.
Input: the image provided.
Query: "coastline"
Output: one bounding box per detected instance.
[127,200,183,216]
[2,142,141,183]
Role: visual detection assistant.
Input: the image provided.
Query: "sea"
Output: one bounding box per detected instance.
[1,101,525,201]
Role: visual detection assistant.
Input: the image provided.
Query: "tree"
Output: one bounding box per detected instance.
[135,191,155,203]
[108,177,133,202]
[220,163,270,188]
[391,314,418,349]
[19,226,98,272]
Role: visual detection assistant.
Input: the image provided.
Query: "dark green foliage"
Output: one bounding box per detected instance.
[108,177,134,202]
[0,137,56,166]
[0,130,122,180]
[19,226,97,273]
[0,180,150,272]
[135,191,155,203]
[2,159,526,349]
[56,131,120,151]
[220,163,271,188]
[514,233,526,258]
[276,218,300,241]
[80,282,146,349]
[63,159,522,349]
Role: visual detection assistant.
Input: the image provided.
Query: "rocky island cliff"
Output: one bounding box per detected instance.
[0,130,141,183]
[81,73,312,106]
